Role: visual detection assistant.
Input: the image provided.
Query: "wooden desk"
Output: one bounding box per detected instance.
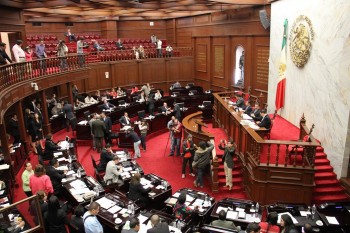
[182,111,214,145]
[317,202,350,233]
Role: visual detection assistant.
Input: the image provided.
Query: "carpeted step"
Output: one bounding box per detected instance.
[316,147,324,153]
[314,159,330,166]
[218,177,242,185]
[218,164,241,170]
[314,172,337,180]
[315,179,339,187]
[312,193,350,203]
[218,171,242,178]
[315,152,327,159]
[315,165,333,172]
[219,185,243,192]
[313,186,345,195]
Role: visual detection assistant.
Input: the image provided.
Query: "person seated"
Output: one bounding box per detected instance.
[12,218,28,233]
[119,112,131,126]
[211,210,239,230]
[64,29,76,42]
[160,102,172,115]
[92,40,104,51]
[127,173,150,207]
[74,98,85,109]
[256,109,271,129]
[147,214,170,233]
[235,94,245,109]
[242,101,252,115]
[251,103,262,121]
[99,144,115,171]
[172,81,181,88]
[46,159,67,197]
[103,156,124,186]
[122,218,140,233]
[116,39,124,50]
[85,94,98,104]
[110,88,118,98]
[43,195,69,233]
[166,45,173,57]
[239,222,261,233]
[101,99,115,110]
[43,134,60,162]
[279,214,298,233]
[117,87,125,96]
[138,91,146,102]
[303,223,313,233]
[154,89,162,100]
[70,205,85,233]
[131,86,139,94]
[51,100,63,116]
[259,211,280,233]
[173,191,198,222]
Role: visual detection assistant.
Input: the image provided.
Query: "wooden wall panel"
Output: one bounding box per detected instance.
[140,60,166,84]
[117,20,166,40]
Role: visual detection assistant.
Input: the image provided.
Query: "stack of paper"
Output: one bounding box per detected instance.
[96,197,116,209]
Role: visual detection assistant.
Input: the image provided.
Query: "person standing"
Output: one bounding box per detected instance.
[91,115,106,153]
[138,120,148,151]
[173,103,182,121]
[46,159,67,197]
[57,40,68,71]
[181,135,195,178]
[29,164,54,195]
[126,129,141,159]
[146,95,155,116]
[219,139,235,190]
[65,29,76,42]
[21,162,34,197]
[7,114,20,144]
[169,119,182,157]
[63,101,74,132]
[12,40,26,63]
[156,39,162,58]
[24,46,34,74]
[43,195,69,233]
[193,141,214,188]
[101,112,112,145]
[83,202,103,233]
[76,38,86,67]
[35,39,47,75]
[0,42,13,65]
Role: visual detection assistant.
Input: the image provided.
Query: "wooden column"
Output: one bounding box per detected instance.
[16,101,29,154]
[67,83,73,105]
[40,89,51,135]
[0,123,11,164]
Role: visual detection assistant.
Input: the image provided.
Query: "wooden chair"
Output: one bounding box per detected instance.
[263,111,277,140]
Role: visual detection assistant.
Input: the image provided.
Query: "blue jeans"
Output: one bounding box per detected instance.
[170,137,181,155]
[195,168,204,186]
[134,140,141,158]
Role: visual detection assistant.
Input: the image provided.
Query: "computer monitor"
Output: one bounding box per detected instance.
[187,83,194,87]
[203,101,212,107]
[83,110,91,121]
[118,100,125,106]
[177,102,184,109]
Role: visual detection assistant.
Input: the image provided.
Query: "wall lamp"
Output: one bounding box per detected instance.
[105,72,109,79]
[31,82,39,91]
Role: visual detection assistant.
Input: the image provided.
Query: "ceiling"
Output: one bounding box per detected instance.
[1,0,269,22]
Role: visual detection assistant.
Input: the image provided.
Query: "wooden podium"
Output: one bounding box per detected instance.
[182,111,214,145]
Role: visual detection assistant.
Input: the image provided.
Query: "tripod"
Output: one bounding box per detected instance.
[163,131,172,157]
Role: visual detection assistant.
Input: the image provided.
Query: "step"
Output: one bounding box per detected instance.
[315,179,339,187]
[312,193,349,203]
[218,177,242,184]
[218,185,243,192]
[314,186,345,195]
[315,153,327,159]
[316,147,324,153]
[218,171,241,178]
[314,172,337,180]
[314,159,330,166]
[218,164,241,170]
[315,165,333,172]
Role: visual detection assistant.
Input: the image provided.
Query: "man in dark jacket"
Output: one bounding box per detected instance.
[126,129,141,158]
[101,112,112,144]
[8,114,21,144]
[193,141,214,188]
[46,159,66,197]
[63,101,74,131]
[99,144,115,171]
[147,214,170,233]
[0,42,12,65]
[43,134,60,162]
[219,139,235,190]
[91,115,105,152]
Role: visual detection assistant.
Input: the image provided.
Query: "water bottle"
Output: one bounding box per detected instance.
[94,186,99,197]
[130,201,135,216]
[204,195,210,206]
[163,181,168,189]
[68,154,72,164]
[255,202,259,216]
[311,204,316,219]
[176,219,182,230]
[77,168,81,178]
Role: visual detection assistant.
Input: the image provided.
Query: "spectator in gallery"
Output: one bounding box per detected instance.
[116,39,124,50]
[139,45,145,59]
[64,28,76,42]
[92,40,105,52]
[12,40,26,63]
[77,38,88,67]
[57,40,68,71]
[0,42,13,65]
[151,34,157,44]
[35,39,47,75]
[156,39,162,58]
[166,44,173,57]
[24,46,34,73]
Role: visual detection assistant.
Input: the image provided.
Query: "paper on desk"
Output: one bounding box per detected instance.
[53,152,63,157]
[193,199,204,206]
[0,164,9,170]
[173,192,180,198]
[116,151,125,155]
[216,206,228,214]
[66,170,76,176]
[186,195,194,202]
[57,157,67,162]
[121,171,131,178]
[121,126,132,131]
[249,122,260,130]
[226,211,238,220]
[70,187,90,195]
[138,214,148,224]
[70,179,87,189]
[300,210,311,217]
[123,167,132,172]
[0,190,4,195]
[326,216,339,225]
[78,120,88,125]
[138,223,151,233]
[242,114,253,120]
[277,212,298,224]
[236,207,245,212]
[140,178,151,185]
[119,208,128,214]
[96,197,116,210]
[143,184,153,189]
[166,197,178,205]
[56,166,68,171]
[107,205,122,214]
[155,185,165,190]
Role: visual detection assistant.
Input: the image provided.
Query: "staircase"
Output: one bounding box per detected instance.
[312,146,350,204]
[215,152,244,193]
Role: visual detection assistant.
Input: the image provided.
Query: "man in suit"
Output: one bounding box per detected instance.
[91,115,106,152]
[173,103,182,121]
[0,42,13,65]
[160,102,172,115]
[103,156,124,185]
[46,159,67,197]
[147,214,170,233]
[63,101,74,131]
[43,134,60,162]
[99,144,115,171]
[238,222,260,233]
[70,205,84,233]
[126,129,141,159]
[146,95,155,116]
[29,99,37,113]
[101,112,112,144]
[8,114,21,144]
[122,218,140,233]
[243,101,253,115]
[211,210,238,230]
[102,99,115,110]
[119,112,131,126]
[251,103,262,121]
[218,140,235,190]
[257,109,271,129]
[235,94,245,109]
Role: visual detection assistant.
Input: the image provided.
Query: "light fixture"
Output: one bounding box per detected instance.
[31,82,38,91]
[150,22,154,26]
[105,72,109,79]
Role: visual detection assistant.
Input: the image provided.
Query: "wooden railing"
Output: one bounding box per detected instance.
[213,91,320,204]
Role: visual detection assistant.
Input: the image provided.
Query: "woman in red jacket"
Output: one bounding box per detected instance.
[30,164,54,195]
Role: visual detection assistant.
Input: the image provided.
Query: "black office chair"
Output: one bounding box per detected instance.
[118,100,126,106]
[97,104,104,111]
[138,110,145,120]
[83,111,91,121]
[110,132,119,146]
[157,106,164,114]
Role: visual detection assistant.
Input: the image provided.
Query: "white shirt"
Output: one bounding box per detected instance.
[12,44,26,62]
[157,40,162,49]
[85,96,98,104]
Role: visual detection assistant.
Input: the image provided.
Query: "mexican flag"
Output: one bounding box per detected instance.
[275,19,288,111]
